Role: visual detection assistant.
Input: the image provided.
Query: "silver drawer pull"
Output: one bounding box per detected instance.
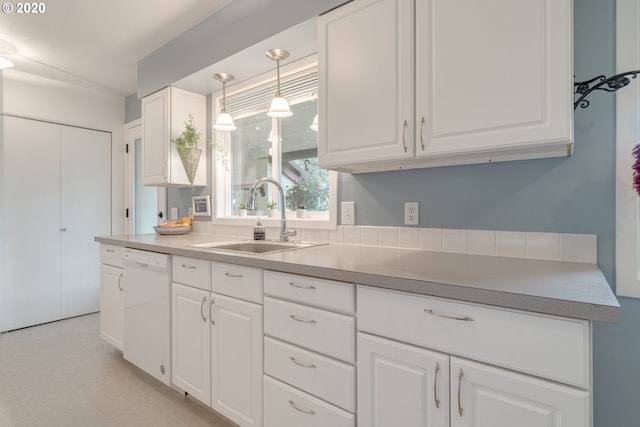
[181,264,197,269]
[289,314,317,324]
[288,281,316,290]
[289,356,317,369]
[458,368,464,417]
[225,272,244,278]
[434,362,440,409]
[288,400,316,415]
[106,249,116,253]
[424,309,474,322]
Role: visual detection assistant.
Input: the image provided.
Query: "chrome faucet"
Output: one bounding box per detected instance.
[246,177,297,242]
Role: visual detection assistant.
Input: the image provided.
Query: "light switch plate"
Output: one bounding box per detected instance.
[341,201,355,225]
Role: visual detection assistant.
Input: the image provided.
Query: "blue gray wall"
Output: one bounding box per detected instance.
[127,0,637,424]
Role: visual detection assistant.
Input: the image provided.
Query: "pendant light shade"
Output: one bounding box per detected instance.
[214,112,235,131]
[269,97,292,118]
[266,49,293,118]
[213,73,236,131]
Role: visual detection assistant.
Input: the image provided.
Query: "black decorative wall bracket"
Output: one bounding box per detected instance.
[574,70,640,110]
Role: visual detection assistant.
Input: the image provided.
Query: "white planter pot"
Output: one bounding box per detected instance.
[238,209,247,217]
[267,208,279,219]
[296,208,307,219]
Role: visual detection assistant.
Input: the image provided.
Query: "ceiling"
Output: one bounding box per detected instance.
[0,0,233,96]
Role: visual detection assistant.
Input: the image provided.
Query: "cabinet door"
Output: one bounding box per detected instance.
[451,358,590,427]
[100,264,123,349]
[171,283,211,405]
[211,293,263,427]
[358,332,449,427]
[318,0,414,169]
[142,88,170,185]
[60,125,111,318]
[416,0,573,161]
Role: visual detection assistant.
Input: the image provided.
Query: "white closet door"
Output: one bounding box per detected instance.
[0,115,62,332]
[60,125,111,318]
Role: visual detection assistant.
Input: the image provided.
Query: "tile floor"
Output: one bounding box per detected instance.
[0,313,236,427]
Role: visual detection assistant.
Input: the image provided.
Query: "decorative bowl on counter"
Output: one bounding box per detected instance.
[153,225,191,235]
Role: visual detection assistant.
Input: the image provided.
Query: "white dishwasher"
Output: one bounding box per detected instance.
[121,248,172,386]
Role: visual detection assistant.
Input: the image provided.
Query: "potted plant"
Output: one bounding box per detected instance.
[238,203,248,217]
[266,200,278,218]
[174,115,202,185]
[295,204,307,219]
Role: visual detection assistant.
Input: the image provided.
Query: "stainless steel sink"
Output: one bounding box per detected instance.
[189,240,326,255]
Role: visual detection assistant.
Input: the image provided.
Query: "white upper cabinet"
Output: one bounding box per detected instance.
[318,0,414,169]
[142,86,206,186]
[318,0,573,173]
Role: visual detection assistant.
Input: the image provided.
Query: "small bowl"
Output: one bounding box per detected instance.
[153,225,191,235]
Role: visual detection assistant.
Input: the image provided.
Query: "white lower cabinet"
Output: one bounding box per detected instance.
[358,332,449,427]
[210,293,263,427]
[171,283,211,405]
[171,260,263,427]
[99,245,124,350]
[357,285,593,427]
[451,358,589,427]
[264,375,355,427]
[263,271,356,426]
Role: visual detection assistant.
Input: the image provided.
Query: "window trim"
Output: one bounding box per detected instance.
[615,0,640,297]
[210,55,338,230]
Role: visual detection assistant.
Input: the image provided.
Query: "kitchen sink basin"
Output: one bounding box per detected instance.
[189,240,326,255]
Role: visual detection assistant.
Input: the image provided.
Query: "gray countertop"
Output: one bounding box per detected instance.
[96,233,621,323]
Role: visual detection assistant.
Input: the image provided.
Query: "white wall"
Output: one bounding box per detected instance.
[0,69,126,234]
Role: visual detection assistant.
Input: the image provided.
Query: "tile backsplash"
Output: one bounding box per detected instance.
[192,222,597,264]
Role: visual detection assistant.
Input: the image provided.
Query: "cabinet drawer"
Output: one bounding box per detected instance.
[264,337,355,412]
[264,271,355,313]
[100,244,123,268]
[357,286,591,388]
[172,256,210,291]
[264,376,355,427]
[211,262,262,303]
[264,297,355,363]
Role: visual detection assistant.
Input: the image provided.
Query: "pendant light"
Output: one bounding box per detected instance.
[266,49,292,118]
[213,73,236,131]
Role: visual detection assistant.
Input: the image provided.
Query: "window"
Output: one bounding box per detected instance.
[212,56,337,229]
[615,0,640,297]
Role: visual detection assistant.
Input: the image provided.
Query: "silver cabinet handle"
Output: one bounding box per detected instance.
[458,368,464,417]
[424,309,474,322]
[289,314,317,324]
[117,273,123,292]
[225,272,244,278]
[288,281,316,290]
[106,249,116,253]
[288,400,316,415]
[289,356,317,369]
[402,120,408,152]
[60,228,68,232]
[434,362,440,409]
[420,116,426,150]
[200,296,207,323]
[181,264,197,269]
[209,298,215,326]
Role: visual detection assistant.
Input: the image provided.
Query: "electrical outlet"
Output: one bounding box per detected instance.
[170,207,178,220]
[341,201,356,225]
[404,202,419,225]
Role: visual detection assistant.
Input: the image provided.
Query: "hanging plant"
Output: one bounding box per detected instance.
[633,144,640,196]
[174,115,202,185]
